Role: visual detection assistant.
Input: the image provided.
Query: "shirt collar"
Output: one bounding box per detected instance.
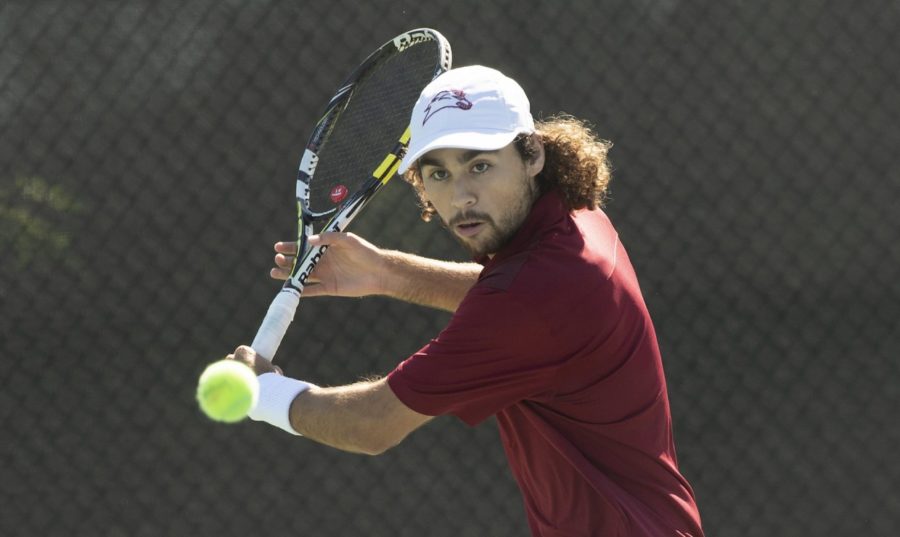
[476,189,567,267]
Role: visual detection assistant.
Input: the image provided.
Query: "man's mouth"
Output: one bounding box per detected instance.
[454,220,486,238]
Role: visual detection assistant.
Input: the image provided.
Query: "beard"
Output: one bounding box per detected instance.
[443,176,541,258]
[446,210,508,258]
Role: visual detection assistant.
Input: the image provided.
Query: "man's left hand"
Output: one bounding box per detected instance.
[225,345,283,376]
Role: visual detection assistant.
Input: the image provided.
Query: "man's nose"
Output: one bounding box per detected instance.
[451,177,477,210]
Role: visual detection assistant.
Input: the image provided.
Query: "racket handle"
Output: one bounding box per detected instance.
[251,290,301,361]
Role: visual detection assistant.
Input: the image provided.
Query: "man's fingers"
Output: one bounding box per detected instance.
[277,232,354,256]
[271,252,294,280]
[224,346,256,367]
[274,241,298,254]
[308,231,349,247]
[271,264,324,283]
[234,345,255,360]
[274,253,294,268]
[224,346,280,376]
[270,267,290,280]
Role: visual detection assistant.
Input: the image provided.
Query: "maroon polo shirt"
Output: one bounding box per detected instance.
[387,190,703,537]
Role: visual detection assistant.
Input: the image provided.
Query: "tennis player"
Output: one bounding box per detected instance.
[229,65,704,536]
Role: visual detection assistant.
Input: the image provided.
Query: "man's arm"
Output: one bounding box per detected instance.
[291,378,432,455]
[271,232,480,313]
[229,346,432,455]
[377,248,480,312]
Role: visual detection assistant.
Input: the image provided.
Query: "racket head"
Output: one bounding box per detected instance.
[284,28,451,289]
[302,29,451,217]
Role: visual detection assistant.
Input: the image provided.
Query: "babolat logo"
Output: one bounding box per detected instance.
[394,30,431,51]
[297,246,327,285]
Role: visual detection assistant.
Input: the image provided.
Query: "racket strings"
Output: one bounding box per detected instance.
[309,42,440,213]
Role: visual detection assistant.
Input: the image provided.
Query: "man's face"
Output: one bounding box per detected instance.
[418,138,545,258]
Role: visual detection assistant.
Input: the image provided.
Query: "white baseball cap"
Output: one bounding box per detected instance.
[398,65,535,174]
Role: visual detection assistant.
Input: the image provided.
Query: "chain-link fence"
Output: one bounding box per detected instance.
[2,1,898,535]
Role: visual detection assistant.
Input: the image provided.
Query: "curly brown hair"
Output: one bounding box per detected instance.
[403,115,613,222]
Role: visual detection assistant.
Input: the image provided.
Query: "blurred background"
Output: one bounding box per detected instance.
[2,1,898,535]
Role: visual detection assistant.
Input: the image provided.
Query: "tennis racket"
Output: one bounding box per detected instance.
[251,29,452,360]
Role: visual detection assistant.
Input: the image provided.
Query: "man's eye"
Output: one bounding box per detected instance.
[428,169,449,181]
[472,162,491,173]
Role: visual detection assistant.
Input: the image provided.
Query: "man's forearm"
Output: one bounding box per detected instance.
[379,250,480,312]
[288,378,431,455]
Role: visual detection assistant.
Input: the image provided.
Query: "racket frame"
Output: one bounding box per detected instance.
[250,28,451,360]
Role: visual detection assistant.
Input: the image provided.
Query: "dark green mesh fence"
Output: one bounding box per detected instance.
[2,1,898,535]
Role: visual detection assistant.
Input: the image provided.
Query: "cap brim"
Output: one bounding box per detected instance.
[398,130,527,174]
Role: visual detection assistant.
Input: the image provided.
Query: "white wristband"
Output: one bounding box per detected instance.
[248,373,313,436]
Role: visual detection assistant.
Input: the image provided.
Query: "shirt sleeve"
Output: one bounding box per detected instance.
[387,285,560,426]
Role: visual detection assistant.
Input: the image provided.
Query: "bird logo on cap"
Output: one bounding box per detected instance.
[422,89,472,125]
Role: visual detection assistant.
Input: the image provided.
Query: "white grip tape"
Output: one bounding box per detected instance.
[251,291,300,360]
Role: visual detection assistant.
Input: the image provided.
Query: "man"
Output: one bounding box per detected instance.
[228,65,704,536]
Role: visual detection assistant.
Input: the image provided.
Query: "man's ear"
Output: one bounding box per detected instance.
[525,133,545,177]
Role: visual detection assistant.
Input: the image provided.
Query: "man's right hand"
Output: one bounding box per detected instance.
[271,232,386,298]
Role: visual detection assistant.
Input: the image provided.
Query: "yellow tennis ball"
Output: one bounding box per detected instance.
[196,360,259,423]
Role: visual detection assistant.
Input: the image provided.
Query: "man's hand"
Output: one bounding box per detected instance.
[271,231,480,312]
[226,345,282,376]
[270,232,386,298]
